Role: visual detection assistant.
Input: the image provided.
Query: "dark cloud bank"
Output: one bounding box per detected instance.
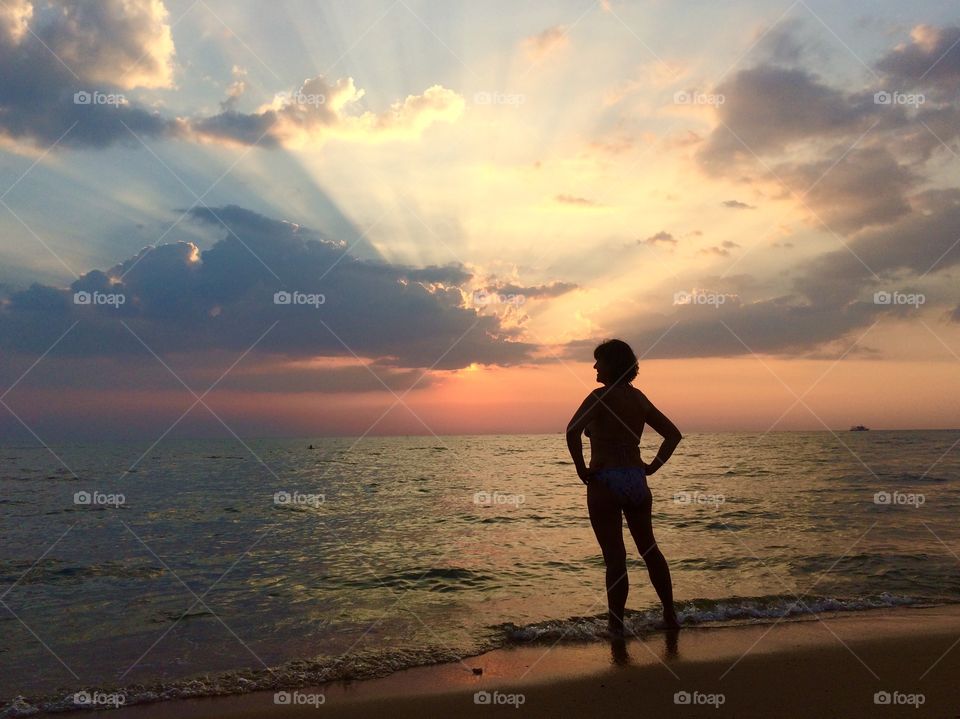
[1,206,536,372]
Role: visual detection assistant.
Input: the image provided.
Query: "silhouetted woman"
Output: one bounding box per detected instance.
[566,339,682,634]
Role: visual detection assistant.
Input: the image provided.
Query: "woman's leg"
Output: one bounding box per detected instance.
[587,482,629,634]
[624,497,679,628]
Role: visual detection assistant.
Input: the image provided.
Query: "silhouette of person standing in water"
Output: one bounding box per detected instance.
[566,339,683,635]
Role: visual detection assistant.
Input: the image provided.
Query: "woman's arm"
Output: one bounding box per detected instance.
[641,395,682,475]
[566,391,600,484]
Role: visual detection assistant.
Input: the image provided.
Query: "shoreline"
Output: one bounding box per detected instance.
[51,604,960,718]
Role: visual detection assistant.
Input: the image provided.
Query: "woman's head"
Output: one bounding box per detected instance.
[593,339,638,386]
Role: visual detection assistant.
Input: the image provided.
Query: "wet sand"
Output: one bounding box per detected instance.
[93,605,960,718]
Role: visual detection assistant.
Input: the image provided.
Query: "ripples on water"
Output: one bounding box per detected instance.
[1,430,959,713]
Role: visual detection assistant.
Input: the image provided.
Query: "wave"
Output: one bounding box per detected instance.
[0,593,944,717]
[497,592,932,643]
[0,645,480,718]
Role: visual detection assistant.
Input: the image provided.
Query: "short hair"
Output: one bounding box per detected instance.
[593,339,638,384]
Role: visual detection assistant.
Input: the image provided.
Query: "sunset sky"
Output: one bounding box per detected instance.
[1,0,959,439]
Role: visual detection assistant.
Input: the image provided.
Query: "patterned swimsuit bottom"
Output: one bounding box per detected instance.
[592,466,651,508]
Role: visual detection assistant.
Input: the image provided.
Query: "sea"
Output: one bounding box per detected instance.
[1,430,959,715]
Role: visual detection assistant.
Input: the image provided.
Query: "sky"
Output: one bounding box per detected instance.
[1,0,959,439]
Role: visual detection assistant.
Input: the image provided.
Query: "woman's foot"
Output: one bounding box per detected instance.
[607,615,626,638]
[662,609,681,630]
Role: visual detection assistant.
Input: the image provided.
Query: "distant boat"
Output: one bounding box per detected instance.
[849,425,869,432]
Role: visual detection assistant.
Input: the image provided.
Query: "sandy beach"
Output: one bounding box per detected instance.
[84,605,960,719]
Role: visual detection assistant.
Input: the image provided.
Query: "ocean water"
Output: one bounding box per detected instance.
[1,430,959,715]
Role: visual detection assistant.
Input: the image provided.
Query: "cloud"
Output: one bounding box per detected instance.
[876,25,960,98]
[555,194,599,207]
[794,188,960,307]
[722,199,755,209]
[582,188,960,361]
[692,50,951,234]
[522,25,569,61]
[774,146,916,233]
[0,205,535,371]
[0,0,178,147]
[700,240,741,256]
[189,77,465,149]
[0,2,463,150]
[486,281,578,299]
[641,231,676,245]
[696,66,878,173]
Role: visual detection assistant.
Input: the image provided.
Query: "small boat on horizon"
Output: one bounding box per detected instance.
[849,425,870,432]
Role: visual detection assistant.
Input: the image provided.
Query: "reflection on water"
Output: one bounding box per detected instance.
[1,430,958,709]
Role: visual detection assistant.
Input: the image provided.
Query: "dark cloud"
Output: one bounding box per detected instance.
[0,0,180,147]
[876,25,960,98]
[722,200,755,209]
[641,231,676,245]
[0,205,535,370]
[794,188,960,307]
[565,297,880,360]
[488,281,578,299]
[0,2,462,150]
[697,66,879,173]
[576,189,960,361]
[774,146,916,233]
